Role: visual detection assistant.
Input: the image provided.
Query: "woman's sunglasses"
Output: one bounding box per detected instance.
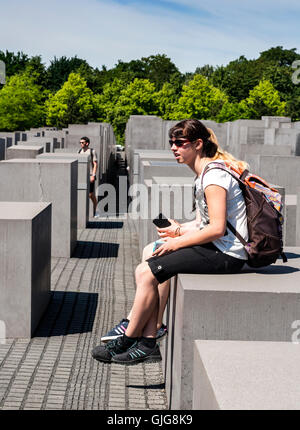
[169,138,190,147]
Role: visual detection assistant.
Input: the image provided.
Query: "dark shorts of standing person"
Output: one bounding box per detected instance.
[89,179,95,194]
[147,242,246,284]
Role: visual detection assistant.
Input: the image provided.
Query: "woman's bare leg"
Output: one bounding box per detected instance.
[127,242,170,329]
[125,261,159,339]
[156,280,170,329]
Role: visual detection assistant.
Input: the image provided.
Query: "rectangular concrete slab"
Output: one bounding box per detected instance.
[37,152,89,228]
[135,177,195,256]
[6,145,44,159]
[0,202,51,338]
[193,340,300,410]
[164,247,300,409]
[139,160,193,184]
[0,159,77,257]
[0,138,5,160]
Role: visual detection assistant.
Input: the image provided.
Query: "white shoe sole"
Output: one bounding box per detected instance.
[101,334,123,343]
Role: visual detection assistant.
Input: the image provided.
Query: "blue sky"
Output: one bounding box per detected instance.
[0,0,299,73]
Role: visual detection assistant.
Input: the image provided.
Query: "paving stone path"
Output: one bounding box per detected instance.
[0,217,168,410]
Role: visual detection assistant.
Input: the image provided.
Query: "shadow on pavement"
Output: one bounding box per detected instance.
[72,242,119,259]
[33,291,98,338]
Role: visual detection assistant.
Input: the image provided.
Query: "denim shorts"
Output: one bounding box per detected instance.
[147,242,246,284]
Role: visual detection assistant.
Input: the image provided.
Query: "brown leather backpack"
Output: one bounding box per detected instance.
[202,162,287,268]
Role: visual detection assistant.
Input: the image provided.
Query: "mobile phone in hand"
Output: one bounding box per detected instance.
[152,239,166,252]
[152,213,171,228]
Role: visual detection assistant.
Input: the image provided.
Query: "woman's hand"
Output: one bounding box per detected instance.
[156,219,181,238]
[152,237,180,257]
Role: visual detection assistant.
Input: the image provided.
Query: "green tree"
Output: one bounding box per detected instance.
[154,82,181,120]
[139,54,182,90]
[216,102,245,122]
[96,78,158,143]
[0,50,29,77]
[46,72,96,127]
[211,56,264,102]
[0,71,46,131]
[259,46,300,67]
[194,64,215,80]
[92,54,183,92]
[285,88,300,121]
[170,74,228,120]
[24,55,47,87]
[46,56,91,92]
[238,80,286,119]
[94,78,128,122]
[0,51,47,88]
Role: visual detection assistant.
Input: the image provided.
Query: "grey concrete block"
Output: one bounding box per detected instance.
[297,188,300,246]
[193,340,300,410]
[262,116,291,127]
[36,153,89,229]
[164,247,300,409]
[285,196,297,246]
[0,138,5,160]
[239,143,292,160]
[258,156,300,194]
[130,149,172,185]
[0,132,17,146]
[0,159,77,257]
[125,115,164,154]
[19,139,54,153]
[6,145,44,160]
[0,202,51,338]
[139,160,193,184]
[135,177,195,256]
[273,129,300,154]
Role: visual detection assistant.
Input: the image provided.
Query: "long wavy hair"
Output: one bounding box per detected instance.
[169,119,248,171]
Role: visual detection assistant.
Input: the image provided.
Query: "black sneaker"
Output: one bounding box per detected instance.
[101,319,129,343]
[91,336,136,363]
[156,323,168,342]
[111,340,162,365]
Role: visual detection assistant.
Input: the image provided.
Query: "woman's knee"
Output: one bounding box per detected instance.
[135,261,156,284]
[142,242,155,261]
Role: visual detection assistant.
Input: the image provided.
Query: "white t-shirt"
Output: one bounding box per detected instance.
[78,147,98,174]
[194,160,248,260]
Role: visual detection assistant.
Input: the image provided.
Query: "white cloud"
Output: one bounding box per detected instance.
[0,0,299,73]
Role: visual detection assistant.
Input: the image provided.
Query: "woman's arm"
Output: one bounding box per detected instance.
[157,207,202,238]
[152,185,227,256]
[157,218,198,238]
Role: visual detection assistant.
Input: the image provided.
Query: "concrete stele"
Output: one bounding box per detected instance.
[164,247,300,409]
[193,340,300,410]
[0,159,77,257]
[0,202,51,338]
[6,145,44,159]
[36,152,90,228]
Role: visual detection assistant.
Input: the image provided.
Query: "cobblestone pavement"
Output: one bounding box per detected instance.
[0,217,168,410]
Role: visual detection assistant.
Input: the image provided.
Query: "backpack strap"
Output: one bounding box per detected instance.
[78,147,94,168]
[226,221,247,246]
[201,162,247,244]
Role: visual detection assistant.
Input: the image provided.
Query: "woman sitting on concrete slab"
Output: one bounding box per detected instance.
[92,119,249,365]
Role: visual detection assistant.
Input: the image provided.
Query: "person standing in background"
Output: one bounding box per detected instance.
[78,136,99,217]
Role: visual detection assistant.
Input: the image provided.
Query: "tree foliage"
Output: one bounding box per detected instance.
[0,47,298,140]
[0,71,46,131]
[239,80,286,119]
[46,73,96,127]
[0,50,29,77]
[170,74,228,120]
[46,56,91,92]
[97,78,158,143]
